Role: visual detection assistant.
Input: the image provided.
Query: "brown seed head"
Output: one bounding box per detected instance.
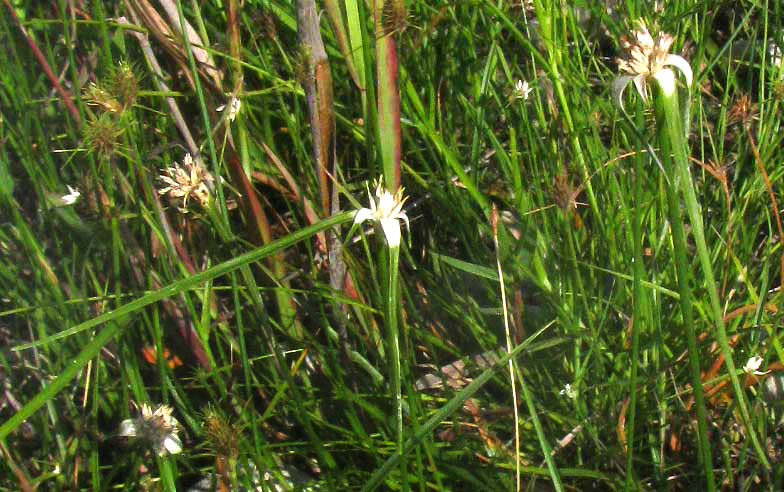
[111,60,140,111]
[728,93,756,126]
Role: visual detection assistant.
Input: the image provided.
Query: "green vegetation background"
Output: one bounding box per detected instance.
[1,0,783,490]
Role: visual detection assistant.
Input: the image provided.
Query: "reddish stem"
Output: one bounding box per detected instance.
[3,0,81,125]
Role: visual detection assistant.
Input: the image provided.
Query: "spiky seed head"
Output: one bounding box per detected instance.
[83,113,124,157]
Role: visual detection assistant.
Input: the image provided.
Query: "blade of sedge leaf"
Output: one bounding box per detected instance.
[323,0,362,90]
[344,0,366,90]
[374,0,401,189]
[0,212,356,443]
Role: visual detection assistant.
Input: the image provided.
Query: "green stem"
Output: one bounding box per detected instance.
[0,212,356,442]
[386,242,405,489]
[625,116,646,489]
[657,69,770,470]
[654,73,715,491]
[373,0,402,189]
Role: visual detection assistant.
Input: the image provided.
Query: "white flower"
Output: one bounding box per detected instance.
[119,403,182,456]
[61,185,80,205]
[217,96,241,122]
[612,21,692,106]
[559,383,577,399]
[158,153,213,210]
[512,79,533,100]
[769,42,782,68]
[743,356,770,376]
[353,178,409,247]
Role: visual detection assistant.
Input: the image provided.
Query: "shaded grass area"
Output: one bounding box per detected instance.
[1,0,784,490]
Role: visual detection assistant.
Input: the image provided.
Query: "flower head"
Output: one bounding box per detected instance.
[119,403,182,456]
[559,383,577,399]
[158,153,213,211]
[613,21,692,106]
[217,96,241,122]
[743,356,770,376]
[512,79,533,101]
[61,185,81,205]
[353,178,409,247]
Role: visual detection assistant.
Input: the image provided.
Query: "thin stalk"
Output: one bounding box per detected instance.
[323,0,363,90]
[385,241,405,489]
[3,0,81,124]
[653,73,715,491]
[362,332,554,492]
[0,211,356,441]
[625,112,646,488]
[491,206,520,491]
[657,70,770,469]
[744,124,784,289]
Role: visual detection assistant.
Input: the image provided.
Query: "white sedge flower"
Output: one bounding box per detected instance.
[743,356,770,376]
[353,179,409,248]
[769,42,783,68]
[217,96,241,122]
[61,185,80,205]
[158,153,213,210]
[119,403,182,456]
[559,383,577,399]
[612,21,693,106]
[512,79,533,100]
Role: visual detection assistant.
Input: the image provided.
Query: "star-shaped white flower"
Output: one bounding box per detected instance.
[353,179,409,247]
[119,403,182,456]
[559,383,577,399]
[512,79,533,100]
[217,96,241,122]
[612,21,692,106]
[743,356,770,376]
[61,185,80,205]
[158,153,213,211]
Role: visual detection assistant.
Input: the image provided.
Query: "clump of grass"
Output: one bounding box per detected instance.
[2,1,783,491]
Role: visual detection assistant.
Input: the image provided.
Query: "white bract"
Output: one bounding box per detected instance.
[612,22,693,107]
[61,185,80,205]
[119,403,182,456]
[512,79,533,100]
[353,179,409,248]
[559,383,577,399]
[217,96,241,122]
[158,153,213,211]
[743,356,770,376]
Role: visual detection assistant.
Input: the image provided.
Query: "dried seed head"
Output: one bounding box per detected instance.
[83,113,124,157]
[381,0,408,38]
[111,60,140,111]
[84,82,123,114]
[728,93,756,126]
[84,61,139,114]
[772,81,784,102]
[553,171,581,212]
[201,406,240,459]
